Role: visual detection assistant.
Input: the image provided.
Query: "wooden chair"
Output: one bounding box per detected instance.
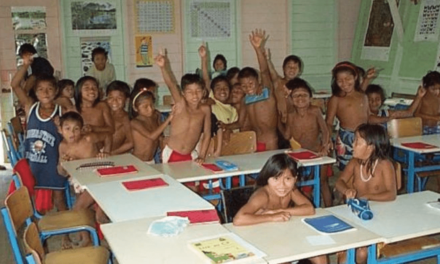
[387,117,422,139]
[391,92,416,100]
[220,186,255,223]
[1,129,19,166]
[24,222,110,264]
[1,187,99,264]
[220,131,257,156]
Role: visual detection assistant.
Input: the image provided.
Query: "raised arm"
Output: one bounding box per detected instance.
[265,48,282,86]
[360,67,378,92]
[390,86,426,119]
[198,43,211,92]
[155,50,182,103]
[11,56,34,112]
[249,29,273,92]
[277,113,291,140]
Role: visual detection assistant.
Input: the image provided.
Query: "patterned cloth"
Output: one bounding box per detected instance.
[423,125,440,135]
[335,127,355,171]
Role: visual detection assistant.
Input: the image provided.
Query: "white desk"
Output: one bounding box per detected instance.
[61,154,163,187]
[390,134,440,192]
[225,209,382,264]
[86,174,214,222]
[151,149,336,207]
[313,92,332,99]
[383,98,413,107]
[327,192,440,264]
[101,217,266,264]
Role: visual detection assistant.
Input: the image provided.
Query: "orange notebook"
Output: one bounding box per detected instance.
[167,209,220,224]
[97,165,138,177]
[122,178,168,191]
[287,150,321,161]
[401,142,438,149]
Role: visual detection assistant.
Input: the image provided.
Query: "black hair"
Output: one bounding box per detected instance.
[282,55,302,71]
[18,43,37,57]
[256,154,298,188]
[331,61,361,97]
[422,71,440,88]
[285,78,313,97]
[210,76,231,91]
[213,54,227,70]
[129,88,155,118]
[357,66,366,79]
[133,78,157,92]
[181,73,204,91]
[106,80,130,98]
[226,67,240,84]
[57,79,75,98]
[31,57,54,77]
[34,75,58,93]
[91,47,108,62]
[60,111,84,128]
[238,67,258,80]
[355,123,391,176]
[365,84,386,103]
[74,76,100,112]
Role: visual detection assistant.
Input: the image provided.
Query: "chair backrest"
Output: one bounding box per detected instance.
[12,159,36,197]
[10,116,24,134]
[387,117,422,139]
[23,223,45,263]
[220,131,257,156]
[394,162,402,191]
[4,187,34,235]
[220,186,255,223]
[391,92,416,100]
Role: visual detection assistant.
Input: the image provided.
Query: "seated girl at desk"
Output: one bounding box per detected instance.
[335,123,396,263]
[233,154,327,264]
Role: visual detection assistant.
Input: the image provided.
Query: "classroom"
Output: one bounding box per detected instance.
[1,0,440,263]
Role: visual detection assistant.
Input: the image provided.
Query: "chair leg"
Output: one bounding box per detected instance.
[1,208,24,264]
[65,181,73,209]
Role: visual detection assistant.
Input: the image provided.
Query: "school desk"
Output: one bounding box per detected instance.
[390,134,440,192]
[151,149,336,207]
[225,208,382,264]
[155,104,172,113]
[86,174,214,222]
[326,191,440,264]
[61,153,163,187]
[101,217,266,264]
[383,98,413,107]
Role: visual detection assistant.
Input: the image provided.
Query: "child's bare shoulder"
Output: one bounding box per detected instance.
[309,105,323,115]
[97,101,111,110]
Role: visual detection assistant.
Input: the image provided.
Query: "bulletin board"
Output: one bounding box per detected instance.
[414,0,440,42]
[134,0,174,33]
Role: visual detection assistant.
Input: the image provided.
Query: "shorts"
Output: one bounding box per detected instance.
[162,145,198,163]
[423,125,440,135]
[335,127,355,171]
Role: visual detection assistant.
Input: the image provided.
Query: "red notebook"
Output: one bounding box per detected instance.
[122,178,168,191]
[201,163,224,173]
[167,209,220,224]
[401,142,438,149]
[97,165,138,177]
[287,151,321,161]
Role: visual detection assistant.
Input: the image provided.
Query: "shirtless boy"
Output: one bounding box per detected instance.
[415,71,440,134]
[155,50,211,163]
[238,29,278,151]
[106,81,134,155]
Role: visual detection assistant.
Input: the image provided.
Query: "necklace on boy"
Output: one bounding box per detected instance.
[360,159,379,182]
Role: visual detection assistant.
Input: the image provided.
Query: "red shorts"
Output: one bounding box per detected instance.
[257,142,266,152]
[34,189,53,213]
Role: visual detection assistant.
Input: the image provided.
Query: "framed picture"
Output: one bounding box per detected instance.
[71,1,117,31]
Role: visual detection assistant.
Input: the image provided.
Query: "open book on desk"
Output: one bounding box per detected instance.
[302,215,355,235]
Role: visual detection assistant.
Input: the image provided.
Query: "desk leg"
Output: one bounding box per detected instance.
[407,151,415,193]
[346,248,356,264]
[239,174,245,187]
[313,165,320,208]
[367,244,377,264]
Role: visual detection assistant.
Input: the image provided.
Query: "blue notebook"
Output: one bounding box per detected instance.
[302,215,355,235]
[245,88,269,105]
[215,160,238,171]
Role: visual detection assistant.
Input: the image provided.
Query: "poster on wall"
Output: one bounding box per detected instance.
[361,0,399,61]
[135,0,174,33]
[11,6,46,31]
[135,35,153,67]
[190,1,231,38]
[71,1,117,35]
[80,38,112,75]
[414,0,440,42]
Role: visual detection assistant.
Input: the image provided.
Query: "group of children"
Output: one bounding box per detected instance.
[10,28,440,262]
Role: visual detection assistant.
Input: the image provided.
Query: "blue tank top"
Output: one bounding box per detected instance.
[25,102,66,189]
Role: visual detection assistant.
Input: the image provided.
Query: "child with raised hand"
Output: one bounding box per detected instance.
[74,76,114,138]
[415,71,440,134]
[55,79,75,111]
[335,123,396,264]
[106,80,134,155]
[57,111,112,247]
[278,78,332,207]
[11,54,67,216]
[326,61,369,171]
[86,47,116,96]
[225,83,251,132]
[367,84,425,127]
[238,29,278,151]
[130,88,172,164]
[155,49,211,164]
[233,153,327,264]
